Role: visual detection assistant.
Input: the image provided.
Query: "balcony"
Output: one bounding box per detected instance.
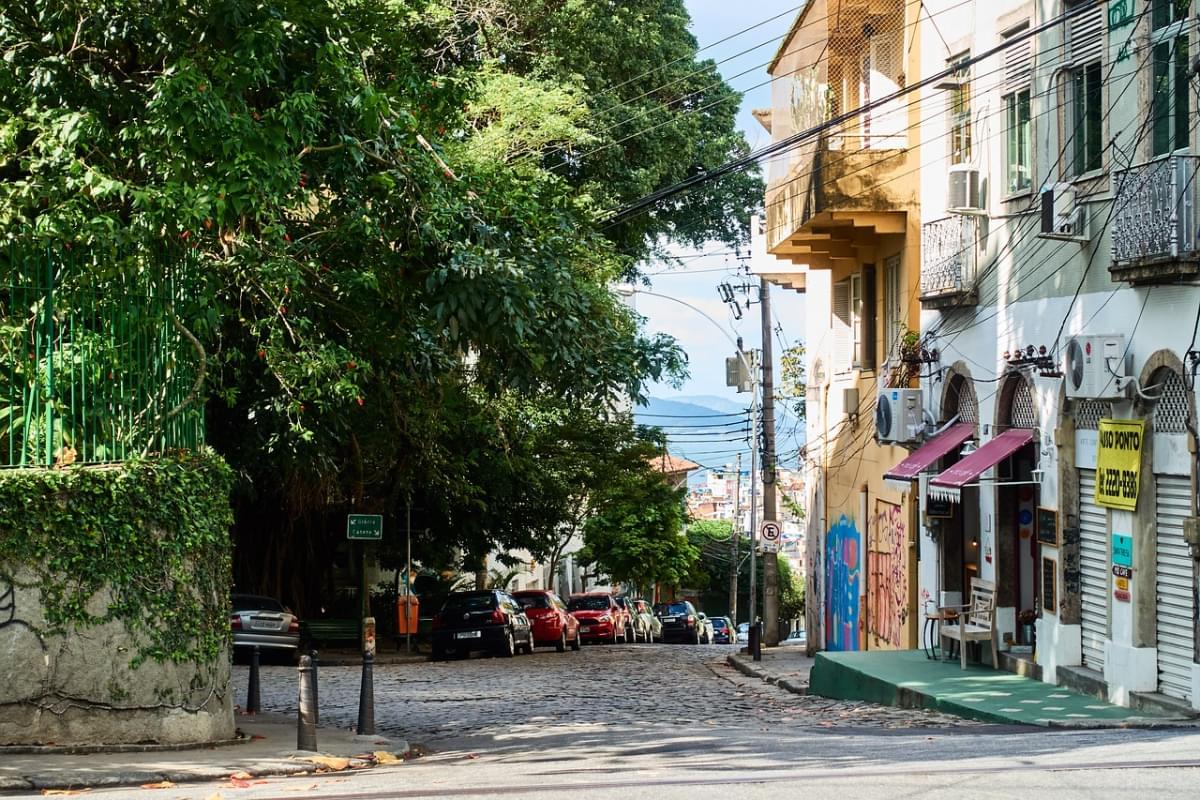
[1111,154,1200,284]
[920,215,978,309]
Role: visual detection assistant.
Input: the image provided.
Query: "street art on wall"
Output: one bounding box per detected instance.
[825,515,861,651]
[869,500,909,649]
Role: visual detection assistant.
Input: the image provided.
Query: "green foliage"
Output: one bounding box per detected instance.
[578,440,696,590]
[779,343,808,420]
[685,530,805,625]
[0,452,233,667]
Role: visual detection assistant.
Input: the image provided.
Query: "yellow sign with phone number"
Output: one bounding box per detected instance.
[1095,418,1145,511]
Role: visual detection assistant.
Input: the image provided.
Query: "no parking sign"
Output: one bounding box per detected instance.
[760,519,781,553]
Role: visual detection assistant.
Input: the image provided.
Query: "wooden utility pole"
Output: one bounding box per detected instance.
[730,452,741,624]
[760,278,780,646]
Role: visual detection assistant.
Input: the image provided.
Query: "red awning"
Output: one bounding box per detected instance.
[883,423,975,482]
[929,428,1035,502]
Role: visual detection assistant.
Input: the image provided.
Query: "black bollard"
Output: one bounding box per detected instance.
[357,649,375,735]
[297,654,318,751]
[246,645,261,714]
[753,621,763,662]
[309,649,320,726]
[748,622,759,661]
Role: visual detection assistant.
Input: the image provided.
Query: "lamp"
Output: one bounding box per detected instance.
[959,440,977,456]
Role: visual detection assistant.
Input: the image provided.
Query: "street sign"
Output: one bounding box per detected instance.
[347,514,383,541]
[760,519,781,552]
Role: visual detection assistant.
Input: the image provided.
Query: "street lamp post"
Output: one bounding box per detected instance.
[616,285,761,628]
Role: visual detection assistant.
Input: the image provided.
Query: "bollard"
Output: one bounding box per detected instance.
[748,622,759,662]
[297,654,318,752]
[246,645,261,714]
[357,649,376,735]
[753,621,763,662]
[311,649,321,725]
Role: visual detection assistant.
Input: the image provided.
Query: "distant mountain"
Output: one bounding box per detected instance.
[635,395,748,420]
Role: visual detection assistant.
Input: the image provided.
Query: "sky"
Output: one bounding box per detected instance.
[630,1,808,467]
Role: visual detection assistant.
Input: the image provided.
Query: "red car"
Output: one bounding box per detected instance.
[568,592,630,644]
[512,590,581,652]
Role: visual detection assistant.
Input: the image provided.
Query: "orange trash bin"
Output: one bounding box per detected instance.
[397,594,420,635]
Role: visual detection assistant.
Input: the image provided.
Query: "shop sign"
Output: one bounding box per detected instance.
[1112,564,1132,579]
[1116,576,1130,592]
[1115,589,1131,602]
[1095,419,1145,510]
[1112,533,1133,567]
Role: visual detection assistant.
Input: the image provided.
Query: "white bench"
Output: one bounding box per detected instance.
[940,578,998,670]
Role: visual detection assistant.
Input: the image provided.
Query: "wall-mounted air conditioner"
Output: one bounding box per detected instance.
[947,165,984,215]
[1064,335,1127,399]
[1039,184,1088,241]
[876,388,924,444]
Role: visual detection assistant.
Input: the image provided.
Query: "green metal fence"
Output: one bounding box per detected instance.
[1,243,205,467]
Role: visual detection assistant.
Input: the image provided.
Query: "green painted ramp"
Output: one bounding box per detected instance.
[810,650,1176,726]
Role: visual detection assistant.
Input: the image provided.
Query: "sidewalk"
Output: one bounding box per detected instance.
[727,643,814,695]
[0,712,411,793]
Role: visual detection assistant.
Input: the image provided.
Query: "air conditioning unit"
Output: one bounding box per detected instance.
[1063,335,1128,399]
[876,388,924,444]
[947,165,984,214]
[1040,184,1088,241]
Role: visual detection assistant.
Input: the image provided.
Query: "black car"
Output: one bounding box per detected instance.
[431,590,534,660]
[653,600,703,644]
[710,616,734,644]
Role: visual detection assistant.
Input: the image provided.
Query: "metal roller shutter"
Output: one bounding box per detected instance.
[1079,469,1109,671]
[1155,475,1194,701]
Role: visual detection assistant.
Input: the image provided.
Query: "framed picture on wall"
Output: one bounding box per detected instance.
[1037,507,1058,546]
[1042,557,1056,613]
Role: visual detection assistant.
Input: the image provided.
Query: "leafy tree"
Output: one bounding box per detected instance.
[577,439,696,591]
[779,343,808,421]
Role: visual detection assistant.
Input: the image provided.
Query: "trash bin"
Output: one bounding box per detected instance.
[396,594,419,635]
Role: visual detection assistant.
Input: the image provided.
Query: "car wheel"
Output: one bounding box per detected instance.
[572,629,582,651]
[499,629,516,658]
[522,631,535,655]
[611,627,619,645]
[691,629,701,645]
[556,630,567,653]
[431,646,446,662]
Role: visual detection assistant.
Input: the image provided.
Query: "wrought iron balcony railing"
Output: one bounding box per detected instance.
[1112,154,1200,265]
[920,215,977,302]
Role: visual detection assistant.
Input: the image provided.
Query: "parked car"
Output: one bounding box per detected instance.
[568,592,628,643]
[431,590,534,660]
[654,600,703,644]
[736,621,750,641]
[710,616,735,644]
[631,599,662,642]
[697,612,716,644]
[615,596,650,642]
[231,594,300,659]
[513,589,581,652]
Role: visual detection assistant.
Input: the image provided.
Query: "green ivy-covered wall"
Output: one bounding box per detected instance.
[0,452,235,745]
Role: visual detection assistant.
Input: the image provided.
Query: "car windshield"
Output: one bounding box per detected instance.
[232,595,284,612]
[654,602,691,615]
[442,593,495,612]
[568,596,610,611]
[712,619,728,629]
[614,598,629,609]
[516,595,551,609]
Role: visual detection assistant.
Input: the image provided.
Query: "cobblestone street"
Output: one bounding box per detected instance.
[240,643,978,754]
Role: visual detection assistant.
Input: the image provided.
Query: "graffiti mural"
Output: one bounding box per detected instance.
[869,500,909,648]
[825,515,861,651]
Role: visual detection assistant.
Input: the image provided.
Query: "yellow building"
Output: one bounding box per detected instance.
[754,0,922,652]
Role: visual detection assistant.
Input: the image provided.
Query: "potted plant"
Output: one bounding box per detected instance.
[1018,608,1037,648]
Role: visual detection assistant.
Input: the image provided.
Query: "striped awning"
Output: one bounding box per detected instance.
[929,428,1035,503]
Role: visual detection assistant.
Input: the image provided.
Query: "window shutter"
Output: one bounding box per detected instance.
[860,265,877,371]
[1003,27,1033,93]
[1068,2,1104,65]
[832,279,851,372]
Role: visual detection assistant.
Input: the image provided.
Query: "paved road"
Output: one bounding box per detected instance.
[77,643,1200,799]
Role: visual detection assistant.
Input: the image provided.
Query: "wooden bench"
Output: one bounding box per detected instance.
[301,618,360,648]
[940,578,998,670]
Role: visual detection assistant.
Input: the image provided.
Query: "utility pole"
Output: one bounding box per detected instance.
[748,357,759,630]
[760,278,780,646]
[730,452,741,624]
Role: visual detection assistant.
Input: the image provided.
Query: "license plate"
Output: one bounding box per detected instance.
[662,616,676,623]
[580,626,591,633]
[251,620,278,631]
[456,630,482,640]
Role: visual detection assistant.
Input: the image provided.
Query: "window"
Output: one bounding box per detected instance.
[1066,0,1104,176]
[849,272,863,367]
[1151,0,1190,156]
[1003,27,1033,194]
[1005,91,1032,193]
[948,54,972,164]
[835,269,876,372]
[832,279,852,372]
[883,255,903,359]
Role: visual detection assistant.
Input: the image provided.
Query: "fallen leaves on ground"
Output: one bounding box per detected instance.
[374,751,402,764]
[138,782,176,790]
[298,756,350,772]
[205,793,224,800]
[40,790,90,796]
[464,753,479,760]
[230,772,253,781]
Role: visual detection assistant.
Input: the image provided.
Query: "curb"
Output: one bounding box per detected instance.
[726,654,808,696]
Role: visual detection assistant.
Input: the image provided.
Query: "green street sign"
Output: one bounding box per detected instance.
[347,514,383,541]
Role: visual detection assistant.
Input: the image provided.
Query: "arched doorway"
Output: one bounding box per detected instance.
[937,371,980,602]
[994,373,1039,642]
